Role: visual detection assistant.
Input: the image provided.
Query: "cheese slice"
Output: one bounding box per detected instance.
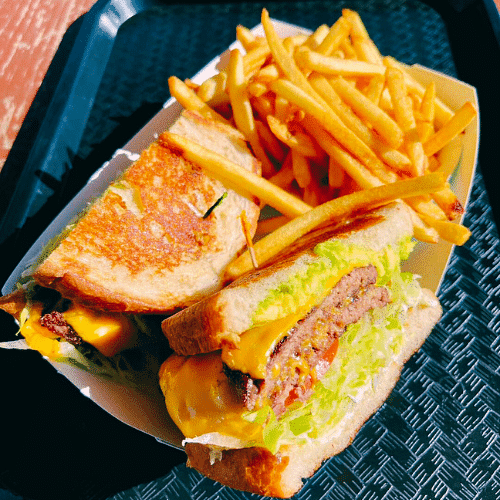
[159,352,263,441]
[63,303,137,357]
[221,311,305,379]
[21,302,137,358]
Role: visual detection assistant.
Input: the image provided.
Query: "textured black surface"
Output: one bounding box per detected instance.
[0,1,499,500]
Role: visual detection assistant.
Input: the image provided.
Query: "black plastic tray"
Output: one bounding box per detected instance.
[1,1,500,499]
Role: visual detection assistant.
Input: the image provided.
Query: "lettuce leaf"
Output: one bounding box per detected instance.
[252,236,415,326]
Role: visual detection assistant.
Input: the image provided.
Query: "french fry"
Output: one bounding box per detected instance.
[262,8,341,115]
[384,66,416,133]
[363,74,385,104]
[302,24,330,50]
[417,121,435,145]
[251,93,275,120]
[430,185,464,220]
[301,115,385,189]
[270,78,388,174]
[255,119,287,163]
[383,56,454,127]
[416,81,435,143]
[342,8,382,65]
[236,25,258,50]
[408,210,440,243]
[288,34,310,47]
[302,111,399,185]
[329,76,404,149]
[247,80,268,98]
[268,152,295,188]
[423,101,477,157]
[295,46,385,77]
[160,132,312,218]
[168,76,231,126]
[316,16,351,56]
[420,81,435,122]
[256,215,289,235]
[404,194,448,221]
[405,140,427,177]
[291,149,313,188]
[307,73,411,171]
[199,73,229,107]
[267,115,321,159]
[225,172,447,280]
[256,63,281,82]
[183,78,199,90]
[303,173,327,207]
[328,156,346,189]
[227,49,254,137]
[305,114,449,229]
[385,65,425,176]
[429,135,462,178]
[283,37,296,56]
[263,9,394,177]
[340,37,357,60]
[274,96,290,122]
[227,49,276,177]
[420,214,471,245]
[169,9,474,250]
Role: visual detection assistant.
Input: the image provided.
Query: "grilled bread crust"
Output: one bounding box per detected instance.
[183,288,442,497]
[33,111,260,314]
[163,202,413,355]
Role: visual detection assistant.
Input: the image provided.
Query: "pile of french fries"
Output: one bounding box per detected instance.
[163,8,477,280]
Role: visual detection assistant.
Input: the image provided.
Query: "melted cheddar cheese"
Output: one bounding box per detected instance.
[63,303,137,357]
[21,302,137,359]
[159,352,263,441]
[221,311,306,379]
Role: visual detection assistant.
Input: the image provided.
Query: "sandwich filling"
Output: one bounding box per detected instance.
[8,284,170,386]
[223,265,389,417]
[159,235,431,453]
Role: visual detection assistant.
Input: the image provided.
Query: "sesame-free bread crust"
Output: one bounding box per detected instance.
[183,288,442,497]
[33,111,260,314]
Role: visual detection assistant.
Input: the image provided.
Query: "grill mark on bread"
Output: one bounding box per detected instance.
[65,143,221,274]
[224,265,390,416]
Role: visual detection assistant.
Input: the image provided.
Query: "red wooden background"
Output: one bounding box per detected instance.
[0,0,95,172]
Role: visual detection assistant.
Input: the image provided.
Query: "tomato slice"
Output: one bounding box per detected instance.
[321,337,339,365]
[285,337,339,407]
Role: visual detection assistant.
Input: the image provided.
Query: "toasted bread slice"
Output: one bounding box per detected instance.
[33,111,260,314]
[183,288,442,497]
[163,202,413,355]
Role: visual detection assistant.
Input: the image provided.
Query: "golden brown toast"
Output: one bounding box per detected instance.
[33,111,261,313]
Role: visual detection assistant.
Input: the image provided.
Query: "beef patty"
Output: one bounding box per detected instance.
[224,265,390,416]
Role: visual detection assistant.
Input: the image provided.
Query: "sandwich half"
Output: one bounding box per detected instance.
[32,110,260,314]
[158,202,442,497]
[0,110,260,382]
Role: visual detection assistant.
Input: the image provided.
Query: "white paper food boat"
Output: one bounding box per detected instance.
[2,20,479,450]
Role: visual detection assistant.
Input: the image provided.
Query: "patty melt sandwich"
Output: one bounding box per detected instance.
[159,202,442,497]
[0,110,260,383]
